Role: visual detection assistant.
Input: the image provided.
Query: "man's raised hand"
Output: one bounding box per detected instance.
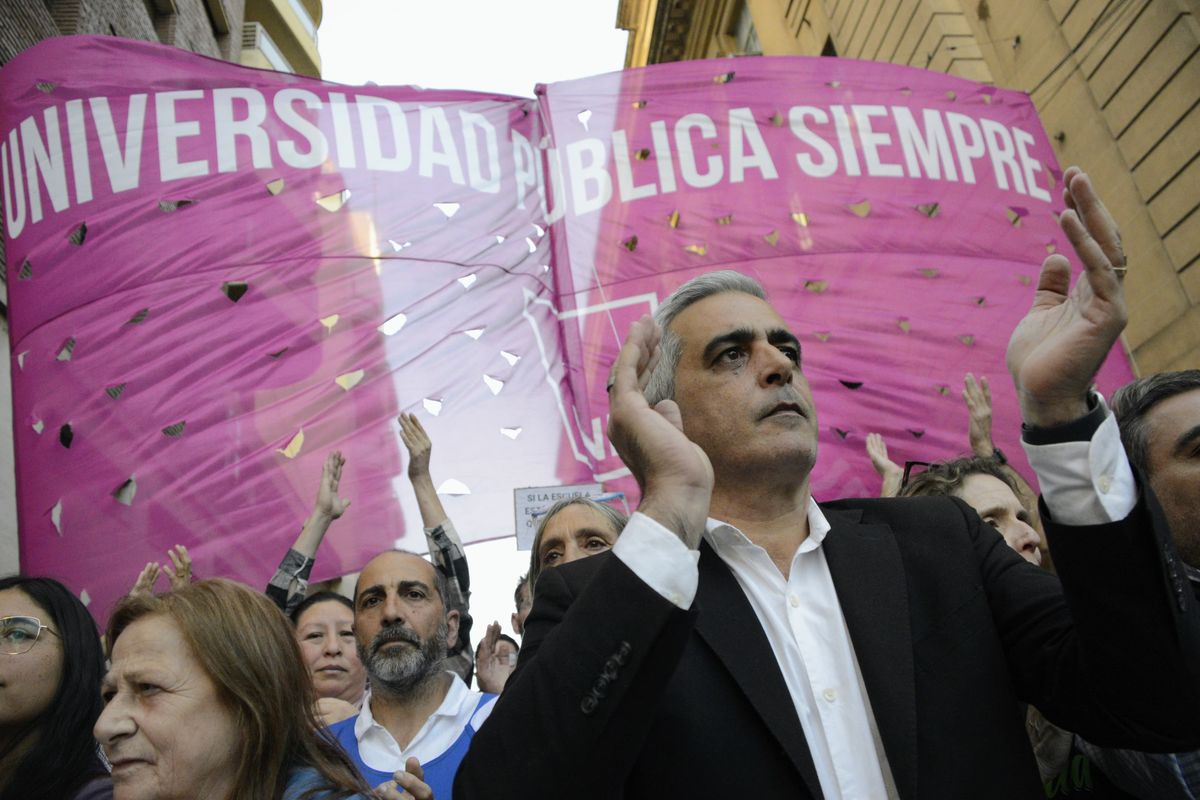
[398,413,433,480]
[312,450,350,521]
[1006,167,1127,428]
[606,315,712,548]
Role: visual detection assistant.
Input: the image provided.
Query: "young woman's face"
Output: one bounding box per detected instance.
[0,588,64,732]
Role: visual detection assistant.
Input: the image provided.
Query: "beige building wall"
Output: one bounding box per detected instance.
[617,0,1200,375]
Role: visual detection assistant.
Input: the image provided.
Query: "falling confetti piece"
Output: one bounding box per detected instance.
[634,148,651,160]
[483,374,504,395]
[1018,274,1032,285]
[268,347,289,359]
[162,421,186,437]
[714,71,735,84]
[900,87,912,95]
[525,237,537,253]
[622,236,638,252]
[918,268,939,278]
[464,328,485,340]
[500,351,521,366]
[1006,207,1026,227]
[105,383,126,400]
[335,369,365,391]
[769,112,783,127]
[18,259,31,280]
[936,385,951,396]
[158,199,196,213]
[577,109,592,130]
[127,308,149,324]
[532,223,545,237]
[1045,242,1057,254]
[500,427,523,440]
[50,500,62,535]
[316,189,351,212]
[804,280,828,293]
[959,335,976,346]
[379,312,407,335]
[36,81,55,93]
[834,428,850,439]
[266,178,285,195]
[79,589,90,607]
[974,297,986,306]
[278,429,304,459]
[320,314,340,332]
[59,424,73,448]
[113,476,137,506]
[839,380,864,390]
[827,80,842,88]
[716,214,733,225]
[907,429,925,438]
[57,337,76,361]
[222,281,249,302]
[848,201,871,218]
[684,244,708,256]
[389,239,411,251]
[68,222,87,245]
[898,319,911,333]
[494,234,506,244]
[423,398,443,416]
[631,100,647,108]
[981,94,993,104]
[792,212,809,226]
[764,230,780,246]
[916,203,940,218]
[814,331,831,342]
[437,479,471,495]
[458,274,477,289]
[32,420,43,434]
[17,352,27,370]
[668,211,680,228]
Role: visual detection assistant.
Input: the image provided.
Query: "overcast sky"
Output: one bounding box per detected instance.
[317,2,628,650]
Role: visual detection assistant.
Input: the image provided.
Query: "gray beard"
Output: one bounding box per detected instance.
[359,618,449,697]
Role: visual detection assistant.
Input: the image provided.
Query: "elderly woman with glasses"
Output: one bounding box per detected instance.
[0,575,112,800]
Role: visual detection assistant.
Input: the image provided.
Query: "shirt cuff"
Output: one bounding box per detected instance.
[612,512,700,610]
[1022,401,1137,525]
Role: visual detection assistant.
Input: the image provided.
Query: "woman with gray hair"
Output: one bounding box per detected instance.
[527,497,628,590]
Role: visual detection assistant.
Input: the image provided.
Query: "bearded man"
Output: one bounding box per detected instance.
[328,550,496,800]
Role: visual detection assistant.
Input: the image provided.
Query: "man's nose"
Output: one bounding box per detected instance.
[758,345,796,386]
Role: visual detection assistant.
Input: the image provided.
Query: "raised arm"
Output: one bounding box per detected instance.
[398,412,474,682]
[265,451,350,614]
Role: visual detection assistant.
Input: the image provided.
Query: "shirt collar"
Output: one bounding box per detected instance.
[355,671,467,739]
[704,496,832,553]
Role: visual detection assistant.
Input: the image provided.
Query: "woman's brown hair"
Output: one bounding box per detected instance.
[106,579,370,800]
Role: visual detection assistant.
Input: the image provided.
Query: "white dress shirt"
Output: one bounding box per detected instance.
[354,673,496,775]
[612,411,1137,800]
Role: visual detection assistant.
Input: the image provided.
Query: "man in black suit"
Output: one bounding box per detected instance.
[456,168,1200,799]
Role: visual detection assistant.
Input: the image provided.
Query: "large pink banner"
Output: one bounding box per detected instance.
[1,38,1132,617]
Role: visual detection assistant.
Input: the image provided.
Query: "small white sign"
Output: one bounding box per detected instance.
[513,483,602,551]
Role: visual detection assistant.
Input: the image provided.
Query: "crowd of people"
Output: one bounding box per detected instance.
[0,168,1197,799]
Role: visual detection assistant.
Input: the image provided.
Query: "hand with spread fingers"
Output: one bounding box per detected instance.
[130,561,160,597]
[606,314,713,549]
[165,544,192,590]
[374,757,433,799]
[475,620,516,694]
[963,373,995,457]
[1006,167,1128,428]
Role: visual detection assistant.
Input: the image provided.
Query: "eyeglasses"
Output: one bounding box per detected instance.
[0,616,60,655]
[901,461,934,488]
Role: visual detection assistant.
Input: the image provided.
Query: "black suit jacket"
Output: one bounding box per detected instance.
[457,494,1200,799]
